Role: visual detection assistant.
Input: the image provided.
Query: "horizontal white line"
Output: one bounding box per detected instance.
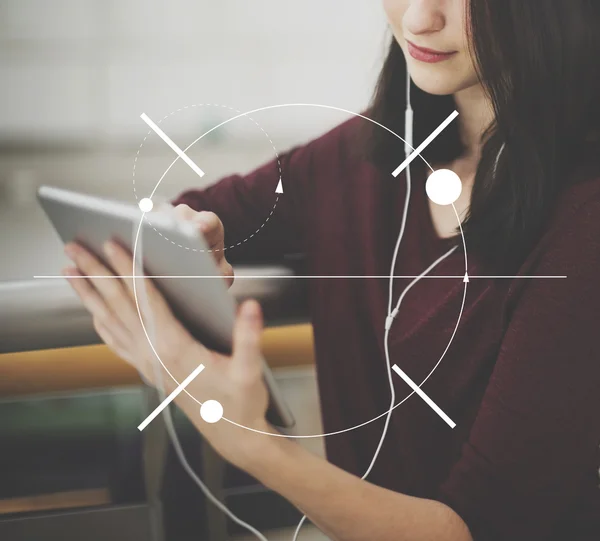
[392,110,460,178]
[140,112,205,178]
[36,275,567,279]
[391,364,456,428]
[138,363,205,431]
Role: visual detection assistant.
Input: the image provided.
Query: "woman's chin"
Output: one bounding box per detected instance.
[407,60,478,97]
[409,70,462,96]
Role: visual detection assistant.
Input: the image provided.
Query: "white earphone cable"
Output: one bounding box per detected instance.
[292,70,458,540]
[135,67,460,541]
[134,222,271,541]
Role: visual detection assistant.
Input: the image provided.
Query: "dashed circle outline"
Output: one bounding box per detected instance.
[132,103,282,253]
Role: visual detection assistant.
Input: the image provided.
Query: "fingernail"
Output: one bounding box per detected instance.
[64,244,75,257]
[104,241,115,256]
[196,215,210,231]
[242,300,260,318]
[62,266,78,277]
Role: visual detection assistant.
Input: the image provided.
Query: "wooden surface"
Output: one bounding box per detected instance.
[0,324,315,397]
[0,488,111,515]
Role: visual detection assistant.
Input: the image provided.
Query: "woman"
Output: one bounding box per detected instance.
[63,1,600,539]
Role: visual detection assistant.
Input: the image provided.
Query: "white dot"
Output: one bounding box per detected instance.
[200,400,223,423]
[426,169,462,206]
[139,198,153,212]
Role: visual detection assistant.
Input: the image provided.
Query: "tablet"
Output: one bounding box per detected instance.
[37,185,295,430]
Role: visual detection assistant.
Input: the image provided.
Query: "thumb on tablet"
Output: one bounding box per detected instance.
[166,204,234,287]
[169,205,223,249]
[194,211,225,248]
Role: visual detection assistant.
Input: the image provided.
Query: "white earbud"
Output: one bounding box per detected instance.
[404,70,414,157]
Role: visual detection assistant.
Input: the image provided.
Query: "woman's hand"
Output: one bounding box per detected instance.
[167,203,235,288]
[62,239,276,468]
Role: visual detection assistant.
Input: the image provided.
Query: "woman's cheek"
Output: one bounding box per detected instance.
[382,0,410,54]
[382,0,409,34]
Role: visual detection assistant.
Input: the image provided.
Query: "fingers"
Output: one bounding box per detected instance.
[196,212,235,285]
[219,260,235,288]
[102,240,135,295]
[171,204,234,287]
[100,240,199,361]
[171,203,197,220]
[172,204,225,253]
[231,300,264,380]
[196,212,225,251]
[93,318,134,364]
[64,266,132,347]
[108,244,184,344]
[64,242,139,328]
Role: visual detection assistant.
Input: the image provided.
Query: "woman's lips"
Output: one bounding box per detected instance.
[406,40,457,63]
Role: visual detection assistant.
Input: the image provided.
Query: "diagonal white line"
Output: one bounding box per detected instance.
[392,110,460,177]
[140,112,205,178]
[137,363,205,431]
[391,364,456,428]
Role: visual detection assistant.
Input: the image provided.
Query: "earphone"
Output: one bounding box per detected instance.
[134,224,273,541]
[135,64,459,541]
[292,67,458,541]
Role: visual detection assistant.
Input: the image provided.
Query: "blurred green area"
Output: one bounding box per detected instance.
[0,386,190,502]
[0,386,189,437]
[0,387,144,437]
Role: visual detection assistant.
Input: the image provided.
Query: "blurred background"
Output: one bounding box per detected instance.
[0,1,388,539]
[0,0,387,280]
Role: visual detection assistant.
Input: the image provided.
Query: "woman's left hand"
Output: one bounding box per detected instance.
[62,240,276,468]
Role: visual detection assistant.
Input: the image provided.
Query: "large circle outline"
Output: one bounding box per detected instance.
[132,102,468,439]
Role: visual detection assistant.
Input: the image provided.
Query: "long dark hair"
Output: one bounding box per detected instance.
[364,0,600,274]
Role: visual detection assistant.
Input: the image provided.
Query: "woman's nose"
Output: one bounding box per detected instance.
[404,0,446,36]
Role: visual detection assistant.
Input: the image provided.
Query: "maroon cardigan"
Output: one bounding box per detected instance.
[172,116,600,541]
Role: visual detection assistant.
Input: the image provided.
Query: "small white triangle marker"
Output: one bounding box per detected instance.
[275,179,284,194]
[463,272,470,283]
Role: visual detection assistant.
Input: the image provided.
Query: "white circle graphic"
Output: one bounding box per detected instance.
[426,169,462,205]
[200,400,224,423]
[138,197,154,212]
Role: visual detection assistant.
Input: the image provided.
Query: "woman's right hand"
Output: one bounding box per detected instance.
[166,203,235,288]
